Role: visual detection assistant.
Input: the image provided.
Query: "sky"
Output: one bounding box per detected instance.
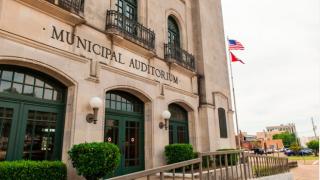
[221,0,320,137]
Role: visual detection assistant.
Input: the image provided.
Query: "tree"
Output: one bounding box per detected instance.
[306,140,319,156]
[273,132,297,148]
[289,143,301,155]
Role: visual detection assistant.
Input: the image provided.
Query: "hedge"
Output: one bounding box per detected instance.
[164,144,194,164]
[68,142,120,180]
[0,161,66,180]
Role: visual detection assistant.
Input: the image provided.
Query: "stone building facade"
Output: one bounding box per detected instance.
[0,0,235,178]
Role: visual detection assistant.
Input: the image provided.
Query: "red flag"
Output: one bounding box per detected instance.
[230,51,245,64]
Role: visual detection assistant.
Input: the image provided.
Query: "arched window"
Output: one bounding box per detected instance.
[106,90,143,113]
[169,103,189,144]
[168,16,180,47]
[218,108,228,138]
[0,67,64,101]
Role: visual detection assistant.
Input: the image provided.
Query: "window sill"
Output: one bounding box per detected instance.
[16,0,85,26]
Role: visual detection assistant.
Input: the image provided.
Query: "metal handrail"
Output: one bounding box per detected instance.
[108,150,289,180]
[200,150,244,156]
[246,154,290,178]
[247,154,288,160]
[106,10,155,50]
[164,43,196,72]
[109,158,202,180]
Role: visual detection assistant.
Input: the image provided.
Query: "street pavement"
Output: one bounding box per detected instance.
[290,160,319,180]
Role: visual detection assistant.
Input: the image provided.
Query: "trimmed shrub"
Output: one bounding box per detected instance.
[165,144,194,164]
[68,142,120,180]
[0,160,66,180]
[215,149,239,166]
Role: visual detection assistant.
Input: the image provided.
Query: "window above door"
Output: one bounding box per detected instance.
[0,66,66,102]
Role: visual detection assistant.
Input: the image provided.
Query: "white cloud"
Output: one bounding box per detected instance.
[222,0,320,137]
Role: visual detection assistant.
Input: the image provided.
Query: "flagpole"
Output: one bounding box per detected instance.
[226,36,241,150]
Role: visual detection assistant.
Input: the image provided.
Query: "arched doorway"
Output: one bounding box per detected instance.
[0,65,66,161]
[104,90,144,175]
[169,103,189,144]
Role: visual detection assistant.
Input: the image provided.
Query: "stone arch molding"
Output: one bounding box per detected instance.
[0,56,77,86]
[212,91,232,111]
[167,99,195,112]
[165,9,188,49]
[104,85,153,103]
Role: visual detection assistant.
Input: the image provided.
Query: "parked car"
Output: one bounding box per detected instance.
[273,149,280,152]
[252,148,265,155]
[266,149,274,154]
[279,148,285,152]
[298,148,313,156]
[284,149,295,156]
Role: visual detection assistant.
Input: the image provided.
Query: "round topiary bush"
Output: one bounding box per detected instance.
[164,144,194,164]
[68,142,120,180]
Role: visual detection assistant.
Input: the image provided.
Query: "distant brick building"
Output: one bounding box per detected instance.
[236,132,261,150]
[236,131,284,150]
[261,139,284,150]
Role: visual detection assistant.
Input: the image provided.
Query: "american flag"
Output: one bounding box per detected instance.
[228,39,245,50]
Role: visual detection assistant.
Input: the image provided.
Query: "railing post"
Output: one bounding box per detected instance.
[224,154,229,180]
[160,172,164,180]
[213,155,217,180]
[199,154,203,180]
[206,156,210,180]
[242,152,248,180]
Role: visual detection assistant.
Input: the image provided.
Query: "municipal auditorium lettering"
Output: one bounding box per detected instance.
[50,26,179,84]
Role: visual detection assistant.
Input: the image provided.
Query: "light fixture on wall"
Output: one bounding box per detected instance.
[86,97,103,124]
[159,110,171,130]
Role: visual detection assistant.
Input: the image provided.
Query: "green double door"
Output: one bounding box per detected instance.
[169,120,189,144]
[105,111,144,176]
[168,103,189,144]
[0,98,64,161]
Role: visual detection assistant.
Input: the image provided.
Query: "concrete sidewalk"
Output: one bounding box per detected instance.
[290,160,319,180]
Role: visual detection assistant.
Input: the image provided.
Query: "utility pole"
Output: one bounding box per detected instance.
[311,117,317,138]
